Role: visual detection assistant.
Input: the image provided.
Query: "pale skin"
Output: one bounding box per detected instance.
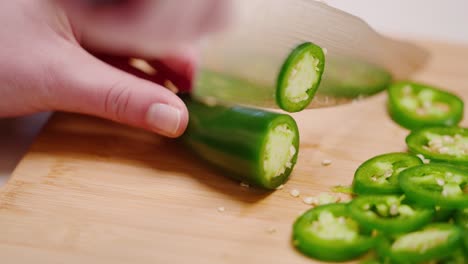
[0,0,231,138]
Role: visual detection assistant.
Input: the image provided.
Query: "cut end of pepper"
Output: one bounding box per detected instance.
[352,152,422,195]
[260,116,300,189]
[293,204,375,262]
[388,81,464,130]
[406,127,468,167]
[263,124,296,179]
[277,42,325,112]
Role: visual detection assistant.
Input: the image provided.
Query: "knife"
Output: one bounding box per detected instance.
[192,0,429,110]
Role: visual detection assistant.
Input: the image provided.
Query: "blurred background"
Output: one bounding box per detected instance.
[327,0,468,43]
[1,0,468,186]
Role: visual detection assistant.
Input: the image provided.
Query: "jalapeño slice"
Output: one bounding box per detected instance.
[377,223,463,263]
[292,203,376,262]
[352,153,423,195]
[277,42,326,112]
[349,195,434,234]
[399,164,468,209]
[388,81,464,130]
[406,126,468,166]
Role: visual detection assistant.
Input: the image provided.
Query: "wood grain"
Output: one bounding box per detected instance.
[0,41,467,264]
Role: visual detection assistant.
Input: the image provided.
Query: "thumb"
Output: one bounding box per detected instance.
[51,48,188,138]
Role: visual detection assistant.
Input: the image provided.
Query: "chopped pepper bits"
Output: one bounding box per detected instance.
[290,189,301,198]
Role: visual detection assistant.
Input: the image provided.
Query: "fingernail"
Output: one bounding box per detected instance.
[146,103,181,136]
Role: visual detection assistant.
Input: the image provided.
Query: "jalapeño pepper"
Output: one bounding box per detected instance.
[292,203,376,262]
[352,153,422,195]
[388,81,464,130]
[182,98,300,190]
[399,164,468,209]
[406,126,468,166]
[349,195,434,234]
[377,223,463,263]
[276,42,326,112]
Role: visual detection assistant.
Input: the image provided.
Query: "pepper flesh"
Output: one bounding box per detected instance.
[388,81,464,130]
[182,98,300,189]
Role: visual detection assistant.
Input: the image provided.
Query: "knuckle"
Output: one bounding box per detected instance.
[103,80,132,122]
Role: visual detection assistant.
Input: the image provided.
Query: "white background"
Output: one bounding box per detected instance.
[1,0,468,186]
[326,0,468,44]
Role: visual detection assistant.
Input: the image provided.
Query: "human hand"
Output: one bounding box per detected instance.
[0,0,230,137]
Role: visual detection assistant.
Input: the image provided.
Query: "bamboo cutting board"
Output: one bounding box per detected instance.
[0,42,467,264]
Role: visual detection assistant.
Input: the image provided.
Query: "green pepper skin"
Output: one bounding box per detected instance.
[182,98,300,190]
[376,224,463,264]
[349,195,434,235]
[276,42,325,112]
[454,209,468,255]
[463,229,468,257]
[439,250,468,264]
[432,207,456,222]
[359,259,385,264]
[454,208,468,230]
[293,203,376,262]
[406,126,468,166]
[359,260,380,264]
[388,81,464,130]
[352,153,422,195]
[399,164,468,209]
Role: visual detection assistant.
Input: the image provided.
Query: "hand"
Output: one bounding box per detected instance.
[0,0,231,137]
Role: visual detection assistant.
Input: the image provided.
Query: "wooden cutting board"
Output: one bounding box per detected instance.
[0,42,467,264]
